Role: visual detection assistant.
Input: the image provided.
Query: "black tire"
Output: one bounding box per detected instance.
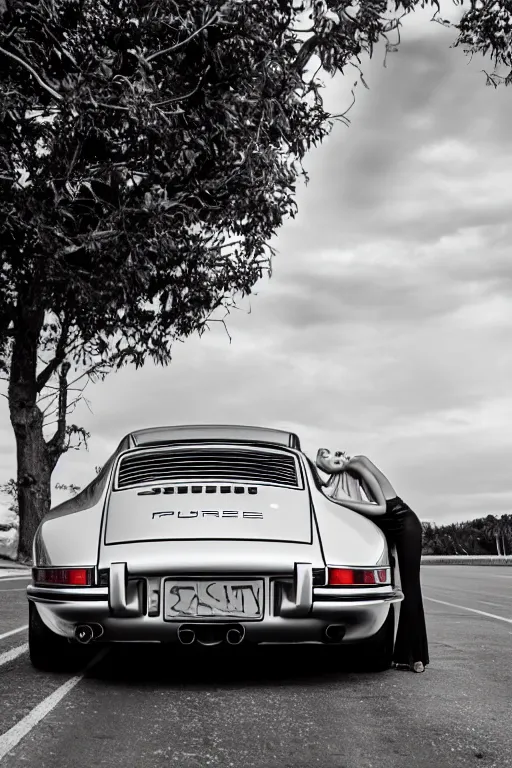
[355,605,395,672]
[28,602,89,672]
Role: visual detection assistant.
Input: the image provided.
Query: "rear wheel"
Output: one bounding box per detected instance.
[355,605,395,672]
[28,602,89,672]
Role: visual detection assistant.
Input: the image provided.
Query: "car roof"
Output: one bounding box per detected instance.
[124,424,302,450]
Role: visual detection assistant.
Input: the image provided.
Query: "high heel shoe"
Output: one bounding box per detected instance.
[392,661,425,672]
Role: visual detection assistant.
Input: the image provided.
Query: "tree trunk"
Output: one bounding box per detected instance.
[8,303,50,564]
[495,534,502,557]
[15,423,52,563]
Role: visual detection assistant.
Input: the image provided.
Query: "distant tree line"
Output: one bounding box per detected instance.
[422,515,512,556]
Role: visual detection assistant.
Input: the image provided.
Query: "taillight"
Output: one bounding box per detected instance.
[33,568,94,586]
[328,567,390,586]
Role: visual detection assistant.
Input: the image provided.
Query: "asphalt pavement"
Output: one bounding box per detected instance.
[0,566,511,768]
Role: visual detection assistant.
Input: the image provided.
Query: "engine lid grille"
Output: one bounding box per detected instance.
[116,448,300,490]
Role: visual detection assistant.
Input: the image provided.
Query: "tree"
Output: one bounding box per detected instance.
[2,1,512,562]
[0,478,19,514]
[501,514,512,556]
[421,513,512,556]
[485,515,504,556]
[454,0,512,86]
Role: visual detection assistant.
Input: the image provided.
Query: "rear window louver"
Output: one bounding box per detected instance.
[116,449,300,490]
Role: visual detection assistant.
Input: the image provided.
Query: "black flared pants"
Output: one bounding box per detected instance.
[377,497,430,666]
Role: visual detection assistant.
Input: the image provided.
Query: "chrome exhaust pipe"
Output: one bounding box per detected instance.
[90,623,104,640]
[75,624,95,644]
[177,626,196,645]
[323,624,346,644]
[226,627,245,646]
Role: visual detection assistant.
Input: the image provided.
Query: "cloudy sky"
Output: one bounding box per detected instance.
[1,3,512,525]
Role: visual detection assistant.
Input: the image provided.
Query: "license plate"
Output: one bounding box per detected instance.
[163,579,264,620]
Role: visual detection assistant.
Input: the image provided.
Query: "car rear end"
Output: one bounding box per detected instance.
[28,437,402,666]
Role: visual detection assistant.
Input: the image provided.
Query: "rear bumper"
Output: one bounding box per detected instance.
[27,568,403,644]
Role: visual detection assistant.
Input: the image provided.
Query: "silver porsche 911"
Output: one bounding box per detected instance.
[27,425,403,671]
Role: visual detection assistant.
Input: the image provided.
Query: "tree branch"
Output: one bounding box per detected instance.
[293,34,321,73]
[36,318,71,393]
[96,102,130,112]
[0,45,63,102]
[65,359,114,390]
[41,394,59,418]
[153,74,206,107]
[46,361,71,464]
[146,13,220,62]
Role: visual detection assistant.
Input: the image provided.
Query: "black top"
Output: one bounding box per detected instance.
[376,496,417,535]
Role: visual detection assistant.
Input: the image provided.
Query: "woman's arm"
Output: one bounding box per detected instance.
[345,455,397,500]
[322,461,387,518]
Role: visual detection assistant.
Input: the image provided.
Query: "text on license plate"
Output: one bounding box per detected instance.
[164,579,263,619]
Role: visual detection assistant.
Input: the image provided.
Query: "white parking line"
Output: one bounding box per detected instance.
[0,576,31,583]
[0,589,26,593]
[426,597,512,624]
[0,570,31,577]
[0,647,108,761]
[0,626,28,642]
[477,600,508,609]
[0,644,28,668]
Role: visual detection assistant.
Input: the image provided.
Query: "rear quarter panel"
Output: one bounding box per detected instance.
[33,460,116,566]
[34,502,105,566]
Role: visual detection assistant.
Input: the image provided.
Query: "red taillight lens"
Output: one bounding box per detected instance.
[328,567,390,586]
[33,568,93,586]
[329,568,356,585]
[68,569,91,585]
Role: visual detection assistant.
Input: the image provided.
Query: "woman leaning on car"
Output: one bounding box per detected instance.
[316,450,429,674]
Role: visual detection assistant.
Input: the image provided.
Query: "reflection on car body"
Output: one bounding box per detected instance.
[27,424,403,672]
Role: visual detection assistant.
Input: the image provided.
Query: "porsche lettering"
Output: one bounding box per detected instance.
[151,510,264,520]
